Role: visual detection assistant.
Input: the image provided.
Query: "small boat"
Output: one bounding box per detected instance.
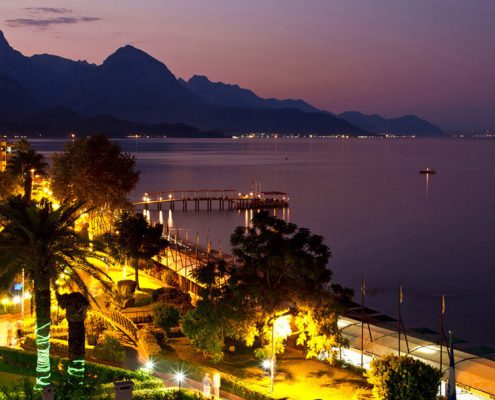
[420,168,436,174]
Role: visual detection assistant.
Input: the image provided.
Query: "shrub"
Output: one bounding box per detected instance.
[152,287,166,303]
[137,326,162,356]
[144,325,169,349]
[153,304,180,333]
[0,378,40,400]
[133,389,205,400]
[366,355,441,400]
[85,312,107,345]
[94,332,125,363]
[157,287,192,315]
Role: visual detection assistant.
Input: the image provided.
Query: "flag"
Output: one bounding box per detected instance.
[361,277,366,296]
[399,285,403,304]
[441,293,446,315]
[447,335,457,400]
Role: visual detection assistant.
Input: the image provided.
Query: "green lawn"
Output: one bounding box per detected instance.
[155,337,369,400]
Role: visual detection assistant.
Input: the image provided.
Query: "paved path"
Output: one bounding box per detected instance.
[156,372,245,400]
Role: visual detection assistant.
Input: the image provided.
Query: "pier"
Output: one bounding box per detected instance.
[133,189,289,212]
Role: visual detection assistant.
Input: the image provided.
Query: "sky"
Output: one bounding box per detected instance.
[1,0,495,129]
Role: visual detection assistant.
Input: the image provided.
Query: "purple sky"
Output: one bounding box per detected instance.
[1,0,495,129]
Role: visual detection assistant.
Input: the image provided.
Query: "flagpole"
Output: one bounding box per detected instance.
[440,293,445,394]
[448,330,457,400]
[361,276,365,368]
[398,285,402,356]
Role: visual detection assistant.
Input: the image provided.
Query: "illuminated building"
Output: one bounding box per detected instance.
[0,140,16,172]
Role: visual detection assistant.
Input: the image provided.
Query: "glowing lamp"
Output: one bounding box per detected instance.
[143,359,155,373]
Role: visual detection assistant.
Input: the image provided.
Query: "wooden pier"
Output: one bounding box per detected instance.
[133,189,289,212]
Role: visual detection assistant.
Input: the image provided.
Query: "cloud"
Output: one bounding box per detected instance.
[24,7,72,14]
[6,16,101,29]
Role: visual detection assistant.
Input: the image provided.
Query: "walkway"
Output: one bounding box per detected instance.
[156,372,245,400]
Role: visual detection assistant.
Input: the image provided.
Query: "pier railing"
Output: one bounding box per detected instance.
[133,189,289,211]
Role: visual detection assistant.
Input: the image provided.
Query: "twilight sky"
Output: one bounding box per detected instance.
[1,0,495,129]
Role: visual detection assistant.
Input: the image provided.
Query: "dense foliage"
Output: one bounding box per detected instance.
[183,211,352,362]
[6,140,48,202]
[50,134,139,234]
[367,355,441,400]
[153,303,180,333]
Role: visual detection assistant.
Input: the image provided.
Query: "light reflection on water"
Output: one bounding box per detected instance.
[31,137,495,347]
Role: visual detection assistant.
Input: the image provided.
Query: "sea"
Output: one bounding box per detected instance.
[31,137,495,349]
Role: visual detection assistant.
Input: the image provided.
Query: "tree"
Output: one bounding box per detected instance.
[56,292,89,383]
[183,211,352,362]
[108,212,167,289]
[7,140,48,202]
[367,355,441,400]
[50,134,139,235]
[0,197,112,388]
[0,171,21,201]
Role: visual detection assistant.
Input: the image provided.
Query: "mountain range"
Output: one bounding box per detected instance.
[0,31,442,137]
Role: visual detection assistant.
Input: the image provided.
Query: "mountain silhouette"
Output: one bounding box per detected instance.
[0,31,441,136]
[338,111,444,136]
[183,75,321,113]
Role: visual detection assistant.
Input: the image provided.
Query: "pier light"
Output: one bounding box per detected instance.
[23,292,32,300]
[1,297,10,305]
[168,193,173,199]
[12,295,21,305]
[262,359,272,370]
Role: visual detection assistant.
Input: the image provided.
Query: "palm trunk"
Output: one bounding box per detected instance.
[34,288,51,388]
[23,174,32,203]
[134,258,140,290]
[68,320,86,383]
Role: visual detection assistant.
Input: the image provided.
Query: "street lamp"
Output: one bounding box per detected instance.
[175,371,185,391]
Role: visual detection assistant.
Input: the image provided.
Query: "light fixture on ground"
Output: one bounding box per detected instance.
[175,371,185,391]
[143,359,155,374]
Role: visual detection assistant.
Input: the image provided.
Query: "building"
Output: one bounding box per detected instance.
[0,140,16,172]
[338,310,495,399]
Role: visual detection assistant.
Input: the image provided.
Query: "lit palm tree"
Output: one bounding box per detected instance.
[0,197,112,388]
[7,143,48,202]
[56,292,89,383]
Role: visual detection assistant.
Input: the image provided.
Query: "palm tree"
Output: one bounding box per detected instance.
[7,143,48,202]
[0,197,112,388]
[110,212,167,290]
[56,292,89,383]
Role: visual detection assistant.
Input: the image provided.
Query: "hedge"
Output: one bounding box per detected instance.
[133,388,205,400]
[0,347,162,386]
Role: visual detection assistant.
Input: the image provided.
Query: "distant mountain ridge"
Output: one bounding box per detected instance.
[182,75,321,113]
[0,106,224,138]
[338,111,444,136]
[0,30,441,137]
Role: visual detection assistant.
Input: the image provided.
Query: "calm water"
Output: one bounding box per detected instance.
[32,138,495,348]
